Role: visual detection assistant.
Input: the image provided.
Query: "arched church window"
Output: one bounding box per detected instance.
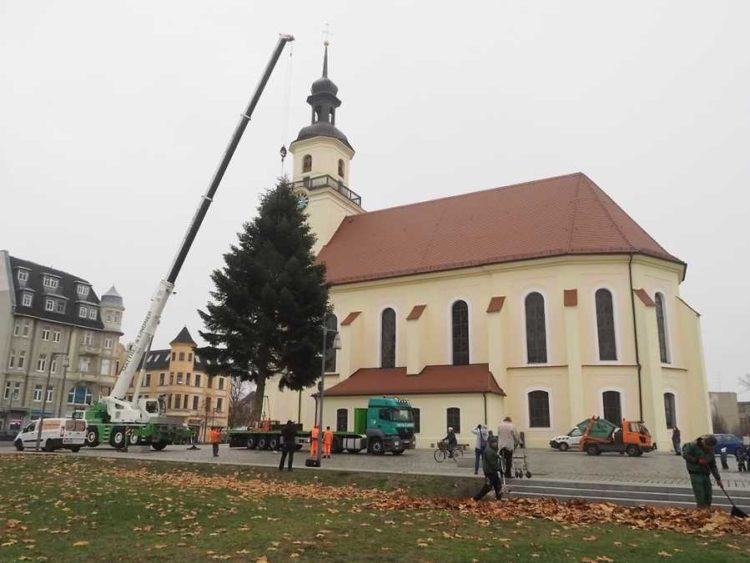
[528,391,550,428]
[655,292,670,363]
[595,289,617,361]
[602,390,622,425]
[664,392,676,429]
[338,159,345,178]
[324,314,337,373]
[525,292,547,363]
[380,308,396,368]
[303,155,312,173]
[451,300,469,365]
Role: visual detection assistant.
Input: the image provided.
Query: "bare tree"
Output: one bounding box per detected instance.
[228,377,255,428]
[739,373,750,394]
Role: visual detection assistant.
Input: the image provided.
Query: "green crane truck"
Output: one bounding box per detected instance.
[228,396,416,455]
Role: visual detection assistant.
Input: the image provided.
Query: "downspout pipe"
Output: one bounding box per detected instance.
[628,254,644,421]
[483,392,487,426]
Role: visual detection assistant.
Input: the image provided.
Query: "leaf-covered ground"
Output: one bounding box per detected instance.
[1,454,749,561]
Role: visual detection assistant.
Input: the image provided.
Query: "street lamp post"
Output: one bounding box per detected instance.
[56,357,70,418]
[35,353,68,451]
[316,326,341,466]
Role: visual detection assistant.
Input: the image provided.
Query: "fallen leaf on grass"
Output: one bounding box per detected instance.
[657,552,672,558]
[72,541,89,547]
[583,536,597,542]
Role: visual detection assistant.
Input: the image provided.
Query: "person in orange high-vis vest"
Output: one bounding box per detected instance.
[209,427,221,458]
[310,425,320,458]
[323,426,334,459]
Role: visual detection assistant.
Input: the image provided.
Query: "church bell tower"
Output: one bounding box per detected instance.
[290,42,363,254]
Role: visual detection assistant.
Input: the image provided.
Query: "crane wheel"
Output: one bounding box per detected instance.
[85,428,99,447]
[110,427,126,449]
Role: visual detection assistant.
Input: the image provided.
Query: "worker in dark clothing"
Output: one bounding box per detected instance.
[682,434,722,509]
[279,420,297,472]
[671,427,681,455]
[473,437,503,501]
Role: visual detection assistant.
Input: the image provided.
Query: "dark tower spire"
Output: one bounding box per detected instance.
[293,42,353,151]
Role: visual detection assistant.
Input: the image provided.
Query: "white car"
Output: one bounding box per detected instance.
[549,427,583,452]
[14,418,86,452]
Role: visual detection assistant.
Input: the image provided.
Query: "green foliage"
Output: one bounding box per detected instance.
[198,178,329,392]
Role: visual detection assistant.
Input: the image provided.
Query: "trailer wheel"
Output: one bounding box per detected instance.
[246,436,257,450]
[625,444,640,457]
[128,430,140,446]
[257,437,269,450]
[558,442,569,452]
[368,438,385,455]
[585,444,599,456]
[151,441,167,451]
[268,437,280,450]
[85,428,99,448]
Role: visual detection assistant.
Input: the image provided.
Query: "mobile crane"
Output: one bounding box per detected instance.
[82,34,295,450]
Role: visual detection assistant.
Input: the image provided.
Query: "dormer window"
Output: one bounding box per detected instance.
[88,308,97,320]
[56,301,65,314]
[76,284,90,298]
[42,275,59,290]
[17,270,28,283]
[338,159,345,178]
[79,306,88,318]
[21,293,33,307]
[45,298,55,312]
[303,155,312,173]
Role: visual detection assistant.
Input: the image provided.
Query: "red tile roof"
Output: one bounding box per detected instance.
[325,363,505,396]
[318,173,683,285]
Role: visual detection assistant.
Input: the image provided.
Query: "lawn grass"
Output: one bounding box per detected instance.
[0,454,748,562]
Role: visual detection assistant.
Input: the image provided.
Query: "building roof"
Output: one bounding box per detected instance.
[170,326,197,347]
[138,348,216,372]
[317,173,684,285]
[324,363,505,397]
[8,255,105,330]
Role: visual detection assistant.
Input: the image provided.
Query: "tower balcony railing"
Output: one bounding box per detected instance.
[291,174,362,207]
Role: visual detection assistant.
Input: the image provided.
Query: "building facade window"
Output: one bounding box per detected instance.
[53,330,61,343]
[7,350,16,369]
[412,408,421,433]
[177,373,184,384]
[188,353,193,362]
[5,381,22,400]
[216,398,224,412]
[595,289,617,360]
[100,359,111,376]
[45,299,55,312]
[451,300,469,366]
[76,284,89,298]
[68,384,92,405]
[88,309,97,320]
[303,154,312,173]
[664,392,677,429]
[525,292,547,363]
[42,275,58,289]
[380,308,396,368]
[602,390,622,425]
[21,293,33,307]
[174,393,181,408]
[325,314,338,373]
[186,373,191,386]
[218,377,225,391]
[144,373,151,387]
[159,373,165,386]
[79,306,88,318]
[17,270,28,283]
[36,354,47,373]
[338,159,345,177]
[79,357,91,373]
[46,386,53,402]
[41,328,50,341]
[82,331,94,346]
[56,301,65,313]
[193,396,199,410]
[179,352,185,361]
[195,373,201,387]
[50,356,58,374]
[655,292,670,363]
[336,408,348,432]
[446,407,461,433]
[22,320,30,337]
[33,385,43,401]
[17,351,25,369]
[528,390,551,428]
[183,395,189,409]
[104,337,113,349]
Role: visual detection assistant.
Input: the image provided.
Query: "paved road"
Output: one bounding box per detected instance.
[3,442,749,511]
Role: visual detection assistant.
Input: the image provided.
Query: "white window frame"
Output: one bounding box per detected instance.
[41,328,50,341]
[13,321,21,336]
[83,331,94,346]
[17,270,28,283]
[3,382,10,400]
[18,350,26,368]
[46,386,53,402]
[79,306,88,318]
[22,320,30,337]
[21,293,33,307]
[7,350,16,369]
[79,356,91,373]
[76,284,90,298]
[33,384,43,402]
[521,288,551,366]
[53,330,61,343]
[36,354,47,373]
[50,356,58,374]
[100,358,111,376]
[56,301,65,313]
[45,298,55,312]
[42,276,59,289]
[525,386,553,430]
[88,308,97,320]
[104,337,113,349]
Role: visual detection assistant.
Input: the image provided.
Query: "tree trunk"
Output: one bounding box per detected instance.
[251,375,266,427]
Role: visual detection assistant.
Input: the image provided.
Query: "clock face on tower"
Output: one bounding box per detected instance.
[295,190,309,210]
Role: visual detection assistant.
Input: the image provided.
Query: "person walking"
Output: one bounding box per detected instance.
[682,434,722,509]
[497,417,520,479]
[209,426,221,458]
[279,420,297,471]
[472,436,503,501]
[323,426,334,459]
[672,427,681,455]
[310,424,320,459]
[471,424,489,475]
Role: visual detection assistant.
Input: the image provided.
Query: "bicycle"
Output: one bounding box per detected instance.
[433,440,464,463]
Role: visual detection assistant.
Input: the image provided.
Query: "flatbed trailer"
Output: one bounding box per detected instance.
[228,427,368,453]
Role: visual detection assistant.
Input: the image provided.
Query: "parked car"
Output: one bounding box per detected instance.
[713,433,744,456]
[14,418,86,452]
[549,427,583,452]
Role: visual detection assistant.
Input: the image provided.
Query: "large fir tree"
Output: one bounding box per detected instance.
[198,178,329,423]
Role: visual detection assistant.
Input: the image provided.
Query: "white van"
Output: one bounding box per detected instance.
[14,418,86,452]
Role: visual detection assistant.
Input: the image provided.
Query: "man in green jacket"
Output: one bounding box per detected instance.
[473,437,503,501]
[682,434,722,509]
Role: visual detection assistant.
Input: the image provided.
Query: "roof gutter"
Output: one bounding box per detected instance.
[628,254,644,421]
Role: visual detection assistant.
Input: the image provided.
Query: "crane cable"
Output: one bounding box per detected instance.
[279,41,294,176]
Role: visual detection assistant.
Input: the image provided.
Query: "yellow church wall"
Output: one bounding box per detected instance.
[290,137,354,186]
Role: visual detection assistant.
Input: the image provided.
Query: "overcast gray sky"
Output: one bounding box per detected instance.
[1,1,748,396]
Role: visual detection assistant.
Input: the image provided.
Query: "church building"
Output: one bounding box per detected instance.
[265,45,712,449]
